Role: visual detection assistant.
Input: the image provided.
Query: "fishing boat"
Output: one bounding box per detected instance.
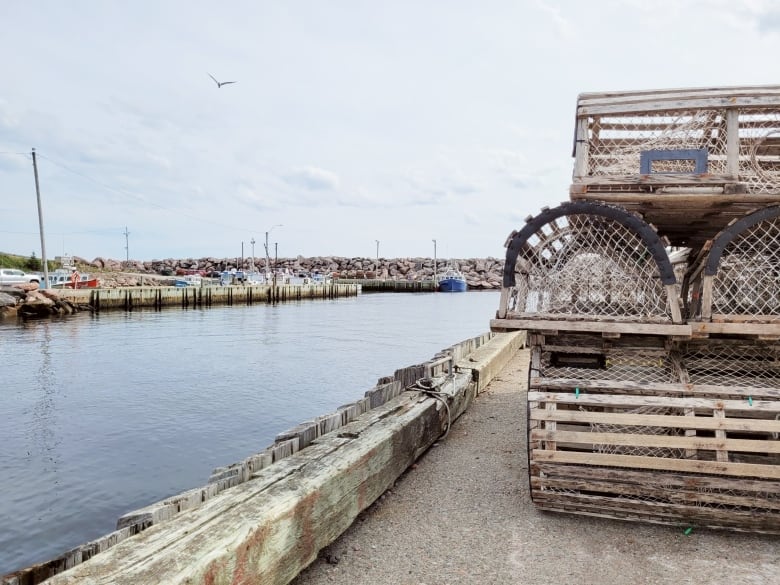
[48,257,100,289]
[437,267,467,292]
[174,274,202,287]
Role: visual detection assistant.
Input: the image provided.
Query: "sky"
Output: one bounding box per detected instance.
[2,0,780,263]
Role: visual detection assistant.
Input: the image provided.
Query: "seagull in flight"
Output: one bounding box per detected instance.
[208,73,237,88]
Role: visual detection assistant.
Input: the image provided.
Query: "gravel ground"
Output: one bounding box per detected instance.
[292,349,779,585]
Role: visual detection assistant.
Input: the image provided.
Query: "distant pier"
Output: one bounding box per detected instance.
[56,282,360,312]
[334,278,437,292]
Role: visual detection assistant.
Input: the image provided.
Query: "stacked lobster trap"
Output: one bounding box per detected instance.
[492,86,780,533]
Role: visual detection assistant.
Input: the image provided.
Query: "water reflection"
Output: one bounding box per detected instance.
[33,322,60,468]
[1,292,500,575]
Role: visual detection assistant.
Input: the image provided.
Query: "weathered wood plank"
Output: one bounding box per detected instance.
[490,318,691,336]
[530,409,780,434]
[532,494,780,533]
[532,462,780,493]
[530,378,780,400]
[530,429,780,454]
[527,391,780,413]
[531,450,780,479]
[530,476,780,511]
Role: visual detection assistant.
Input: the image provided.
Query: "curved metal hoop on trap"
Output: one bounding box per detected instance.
[694,205,780,321]
[499,201,681,322]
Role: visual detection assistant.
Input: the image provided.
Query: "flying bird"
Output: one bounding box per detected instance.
[208,73,237,88]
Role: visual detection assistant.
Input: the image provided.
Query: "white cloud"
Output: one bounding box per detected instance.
[284,166,340,191]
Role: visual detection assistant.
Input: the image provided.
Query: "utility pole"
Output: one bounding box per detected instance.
[432,239,437,288]
[250,238,256,273]
[124,226,130,264]
[265,224,282,275]
[274,242,278,269]
[375,239,379,264]
[31,148,49,288]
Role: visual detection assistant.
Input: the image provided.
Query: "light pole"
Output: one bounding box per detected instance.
[432,239,437,287]
[250,238,256,273]
[265,224,282,276]
[375,240,379,263]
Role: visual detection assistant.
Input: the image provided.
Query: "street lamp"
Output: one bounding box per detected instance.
[432,239,437,286]
[375,240,379,263]
[265,224,282,276]
[250,238,256,273]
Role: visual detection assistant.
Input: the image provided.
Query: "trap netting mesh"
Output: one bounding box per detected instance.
[585,110,729,177]
[583,108,780,192]
[739,109,780,193]
[540,349,678,385]
[710,217,780,316]
[590,404,686,459]
[508,213,671,321]
[682,342,780,389]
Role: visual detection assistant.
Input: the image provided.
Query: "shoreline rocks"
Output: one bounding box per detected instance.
[0,285,92,319]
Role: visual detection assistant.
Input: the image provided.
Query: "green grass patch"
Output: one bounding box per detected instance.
[0,251,58,272]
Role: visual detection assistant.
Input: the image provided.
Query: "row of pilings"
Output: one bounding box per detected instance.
[57,283,360,313]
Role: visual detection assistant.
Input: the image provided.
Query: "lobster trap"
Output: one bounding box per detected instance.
[493,86,780,533]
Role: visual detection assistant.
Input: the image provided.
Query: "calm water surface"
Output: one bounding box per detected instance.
[0,291,500,575]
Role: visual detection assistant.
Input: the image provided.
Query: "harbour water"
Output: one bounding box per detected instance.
[0,290,500,575]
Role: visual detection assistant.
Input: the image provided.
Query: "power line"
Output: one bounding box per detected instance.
[33,151,260,234]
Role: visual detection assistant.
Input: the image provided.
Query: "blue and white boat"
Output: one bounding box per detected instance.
[437,267,467,292]
[174,274,202,287]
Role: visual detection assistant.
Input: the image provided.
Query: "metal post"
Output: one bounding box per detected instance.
[250,238,256,273]
[432,239,437,288]
[31,149,49,288]
[265,224,282,277]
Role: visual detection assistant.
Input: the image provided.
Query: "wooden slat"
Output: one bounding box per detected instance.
[710,314,780,323]
[578,85,780,107]
[531,449,780,479]
[569,193,780,205]
[574,173,739,185]
[531,494,780,532]
[530,409,780,434]
[692,321,780,335]
[490,318,690,336]
[530,378,780,400]
[714,408,729,462]
[530,429,780,455]
[533,462,780,492]
[578,95,780,117]
[530,476,780,511]
[527,391,780,413]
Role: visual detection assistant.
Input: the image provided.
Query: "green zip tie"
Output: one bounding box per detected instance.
[748,396,753,406]
[684,526,693,535]
[575,387,580,398]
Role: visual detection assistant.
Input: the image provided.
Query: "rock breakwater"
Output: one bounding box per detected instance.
[77,256,506,290]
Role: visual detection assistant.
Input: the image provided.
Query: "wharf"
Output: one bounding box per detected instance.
[334,278,437,292]
[56,282,359,311]
[293,349,780,585]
